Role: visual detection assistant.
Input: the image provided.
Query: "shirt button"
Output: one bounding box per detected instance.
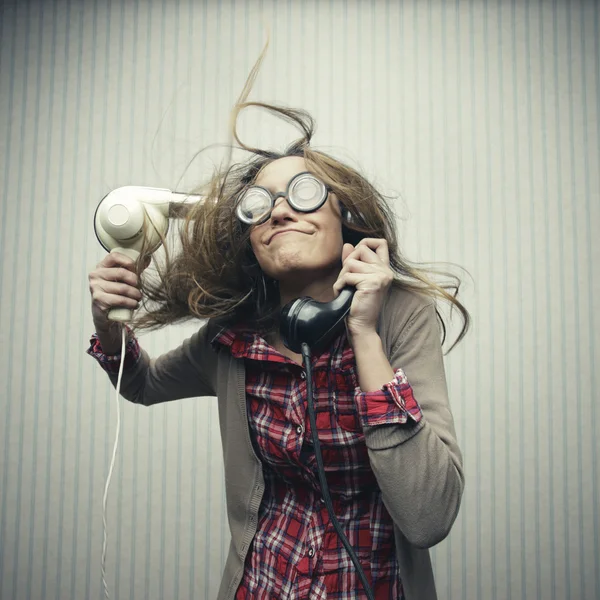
[296,425,304,434]
[308,546,315,558]
[300,371,306,380]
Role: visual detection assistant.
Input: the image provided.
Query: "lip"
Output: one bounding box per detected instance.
[267,229,308,244]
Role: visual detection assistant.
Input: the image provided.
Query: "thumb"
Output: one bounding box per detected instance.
[342,243,354,262]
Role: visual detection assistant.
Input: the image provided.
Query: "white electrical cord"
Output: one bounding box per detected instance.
[101,324,126,599]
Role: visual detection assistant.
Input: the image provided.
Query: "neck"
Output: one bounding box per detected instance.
[277,267,340,308]
[267,267,340,356]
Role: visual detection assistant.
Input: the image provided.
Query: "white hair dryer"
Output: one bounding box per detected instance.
[94,186,202,322]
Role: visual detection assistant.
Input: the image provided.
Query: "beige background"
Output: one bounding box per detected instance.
[0,0,599,599]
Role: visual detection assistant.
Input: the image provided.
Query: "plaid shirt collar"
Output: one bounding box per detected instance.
[213,325,352,371]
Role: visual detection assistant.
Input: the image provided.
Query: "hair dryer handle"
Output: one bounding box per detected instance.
[107,247,141,323]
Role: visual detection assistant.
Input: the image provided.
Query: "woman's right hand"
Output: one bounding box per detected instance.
[88,252,145,336]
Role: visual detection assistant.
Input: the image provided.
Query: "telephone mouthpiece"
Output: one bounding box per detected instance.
[280,288,355,353]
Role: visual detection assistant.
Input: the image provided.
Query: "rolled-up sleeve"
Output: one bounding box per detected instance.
[354,368,423,428]
[86,327,141,374]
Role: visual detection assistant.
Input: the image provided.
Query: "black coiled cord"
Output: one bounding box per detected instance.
[301,342,375,600]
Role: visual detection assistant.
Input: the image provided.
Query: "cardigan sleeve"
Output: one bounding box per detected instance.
[86,323,217,405]
[362,301,464,548]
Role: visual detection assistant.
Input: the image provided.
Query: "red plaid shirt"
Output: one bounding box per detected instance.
[213,327,422,600]
[87,327,423,599]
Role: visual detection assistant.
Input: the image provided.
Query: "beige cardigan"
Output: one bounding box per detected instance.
[101,285,464,599]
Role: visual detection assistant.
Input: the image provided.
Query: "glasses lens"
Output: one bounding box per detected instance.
[288,174,326,211]
[236,187,272,224]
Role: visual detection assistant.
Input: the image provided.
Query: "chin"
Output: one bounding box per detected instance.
[273,261,338,284]
[261,245,339,280]
[267,247,306,273]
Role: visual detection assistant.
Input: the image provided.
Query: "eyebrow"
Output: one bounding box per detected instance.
[254,178,289,195]
[254,171,313,194]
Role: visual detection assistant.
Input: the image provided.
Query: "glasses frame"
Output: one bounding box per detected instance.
[235,171,331,225]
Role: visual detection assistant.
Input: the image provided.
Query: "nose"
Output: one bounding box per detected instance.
[269,193,297,223]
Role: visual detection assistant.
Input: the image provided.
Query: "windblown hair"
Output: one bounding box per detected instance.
[131,48,471,352]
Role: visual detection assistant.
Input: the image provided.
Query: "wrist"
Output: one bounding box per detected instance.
[94,322,128,355]
[349,330,395,393]
[347,326,380,348]
[94,318,119,334]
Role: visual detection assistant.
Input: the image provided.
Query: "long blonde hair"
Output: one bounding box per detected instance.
[132,46,471,352]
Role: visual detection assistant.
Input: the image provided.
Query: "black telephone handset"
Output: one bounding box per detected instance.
[280,287,355,353]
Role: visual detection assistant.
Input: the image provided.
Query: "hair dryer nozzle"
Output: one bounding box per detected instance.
[94,186,177,254]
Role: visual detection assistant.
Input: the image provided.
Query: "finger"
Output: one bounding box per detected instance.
[99,280,143,301]
[96,266,140,288]
[335,271,380,291]
[92,290,140,311]
[356,238,390,264]
[100,252,137,271]
[332,278,343,297]
[333,260,361,296]
[342,257,379,274]
[335,257,372,291]
[341,243,354,262]
[345,243,381,265]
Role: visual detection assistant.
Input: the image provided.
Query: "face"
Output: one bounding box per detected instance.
[248,156,344,284]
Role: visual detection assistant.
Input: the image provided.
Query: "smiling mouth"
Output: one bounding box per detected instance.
[269,230,306,243]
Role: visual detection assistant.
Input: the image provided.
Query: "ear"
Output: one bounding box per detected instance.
[332,194,351,223]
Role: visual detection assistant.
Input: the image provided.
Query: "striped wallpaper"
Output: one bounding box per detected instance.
[0,0,599,598]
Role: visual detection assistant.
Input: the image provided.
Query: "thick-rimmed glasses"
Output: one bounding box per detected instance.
[235,172,330,225]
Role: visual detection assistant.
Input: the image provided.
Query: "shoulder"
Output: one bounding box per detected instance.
[380,283,436,327]
[180,319,224,365]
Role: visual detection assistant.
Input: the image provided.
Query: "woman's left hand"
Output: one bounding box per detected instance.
[333,238,394,338]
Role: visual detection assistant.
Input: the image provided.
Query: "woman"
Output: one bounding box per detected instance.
[87,98,469,599]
